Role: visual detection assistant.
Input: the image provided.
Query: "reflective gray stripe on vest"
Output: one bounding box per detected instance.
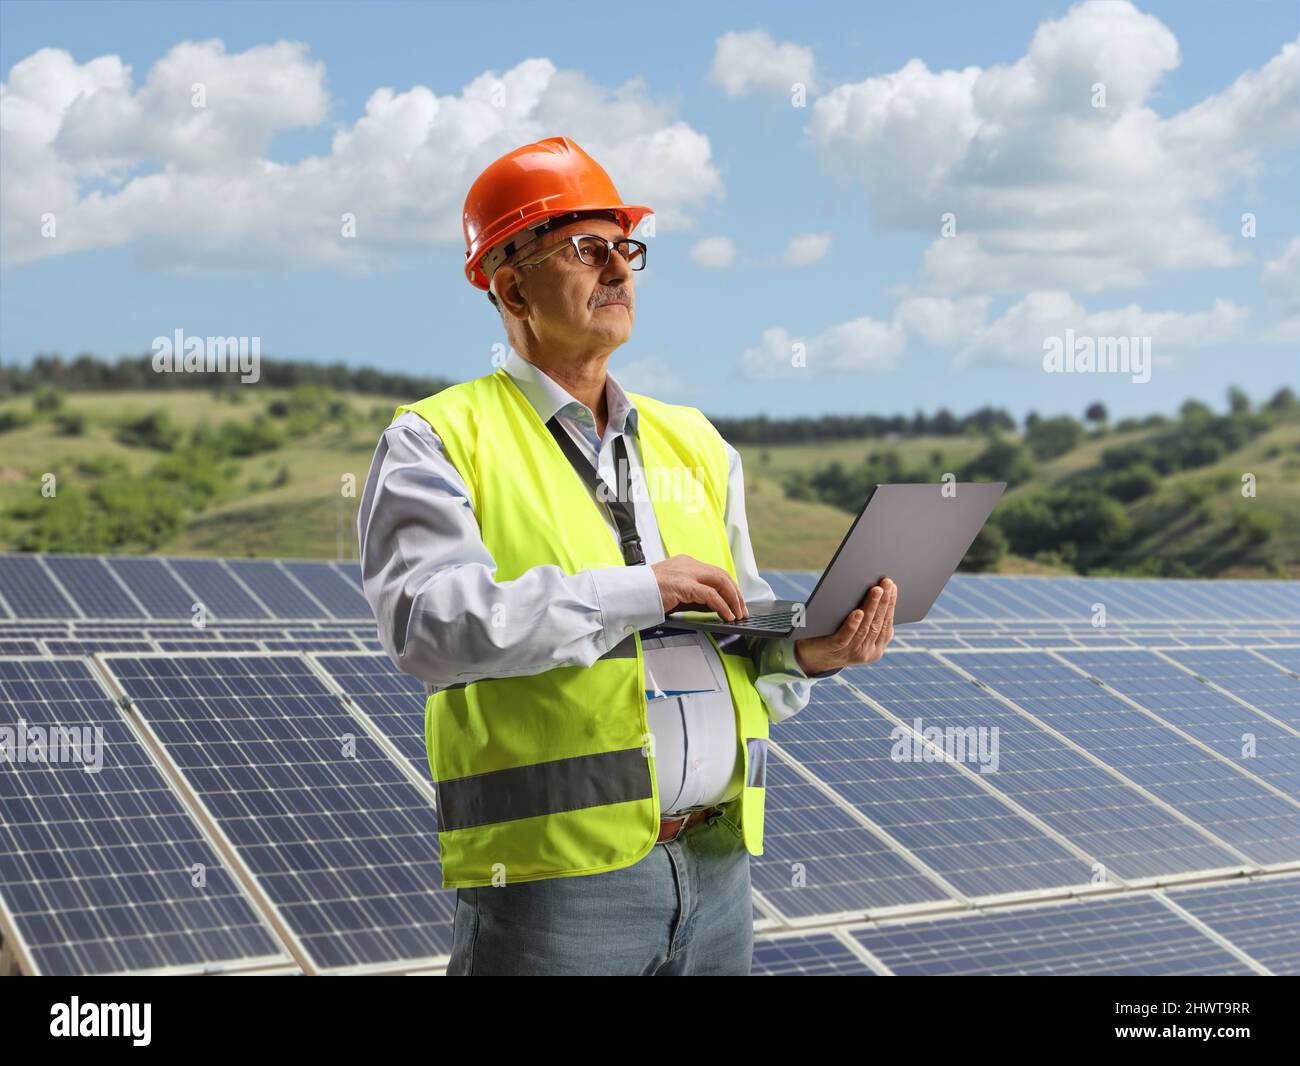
[435,747,652,832]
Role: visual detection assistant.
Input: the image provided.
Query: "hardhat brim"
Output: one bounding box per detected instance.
[466,202,652,290]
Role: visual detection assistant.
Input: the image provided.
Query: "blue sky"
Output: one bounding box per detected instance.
[1,0,1296,421]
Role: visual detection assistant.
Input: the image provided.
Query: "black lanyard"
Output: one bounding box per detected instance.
[545,415,646,566]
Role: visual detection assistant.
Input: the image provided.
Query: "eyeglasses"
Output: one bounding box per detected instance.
[513,233,647,273]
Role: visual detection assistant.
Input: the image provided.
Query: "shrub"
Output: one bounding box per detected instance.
[55,410,86,436]
[1229,508,1281,544]
[1025,416,1084,461]
[90,477,185,548]
[150,448,230,509]
[960,439,1036,486]
[33,386,65,413]
[0,408,34,433]
[75,454,129,477]
[1102,463,1160,502]
[995,485,1132,558]
[116,409,182,451]
[17,488,111,552]
[961,524,1007,572]
[216,415,284,457]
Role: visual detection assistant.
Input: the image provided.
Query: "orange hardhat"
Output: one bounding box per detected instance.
[463,136,652,291]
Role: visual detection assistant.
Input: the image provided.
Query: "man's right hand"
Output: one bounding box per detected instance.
[651,554,748,621]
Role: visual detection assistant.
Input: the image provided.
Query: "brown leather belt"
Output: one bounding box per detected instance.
[656,805,724,844]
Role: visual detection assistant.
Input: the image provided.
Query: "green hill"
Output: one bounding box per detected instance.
[1,382,1297,577]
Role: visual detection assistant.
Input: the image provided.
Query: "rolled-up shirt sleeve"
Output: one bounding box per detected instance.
[357,413,665,689]
[721,439,839,724]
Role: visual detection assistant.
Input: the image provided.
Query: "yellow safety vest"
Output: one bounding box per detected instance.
[394,368,770,888]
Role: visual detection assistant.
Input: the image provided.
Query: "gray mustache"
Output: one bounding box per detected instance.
[590,288,631,309]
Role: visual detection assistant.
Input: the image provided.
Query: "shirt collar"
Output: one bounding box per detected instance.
[502,347,639,439]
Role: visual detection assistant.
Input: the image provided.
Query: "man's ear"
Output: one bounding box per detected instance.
[493,266,530,321]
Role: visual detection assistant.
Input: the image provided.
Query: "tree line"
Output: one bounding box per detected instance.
[0,353,454,400]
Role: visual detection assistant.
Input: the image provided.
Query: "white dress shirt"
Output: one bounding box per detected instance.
[357,349,836,815]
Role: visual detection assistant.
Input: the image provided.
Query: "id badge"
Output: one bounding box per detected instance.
[643,638,721,701]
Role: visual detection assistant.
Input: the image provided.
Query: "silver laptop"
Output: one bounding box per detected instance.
[666,481,1006,639]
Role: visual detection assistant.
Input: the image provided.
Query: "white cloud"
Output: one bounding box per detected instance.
[894,296,990,347]
[955,291,1250,367]
[1260,236,1300,343]
[804,1,1299,295]
[741,290,1250,378]
[739,317,905,379]
[708,29,816,100]
[1261,236,1300,312]
[690,235,737,269]
[1263,317,1300,345]
[0,43,724,269]
[781,231,831,267]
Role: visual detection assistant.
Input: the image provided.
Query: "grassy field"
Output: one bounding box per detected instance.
[2,387,1297,576]
[0,388,393,561]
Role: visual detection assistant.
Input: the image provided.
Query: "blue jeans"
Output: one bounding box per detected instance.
[446,803,753,975]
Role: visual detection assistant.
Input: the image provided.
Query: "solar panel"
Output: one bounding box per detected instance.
[774,677,1095,899]
[850,895,1256,975]
[311,653,428,773]
[104,557,196,618]
[838,655,1238,881]
[929,581,984,620]
[1166,875,1300,975]
[941,650,1300,866]
[0,556,77,618]
[0,657,288,975]
[69,623,152,635]
[226,560,329,619]
[1060,649,1300,801]
[1006,576,1090,619]
[43,640,156,656]
[751,932,875,975]
[758,570,815,600]
[2,558,1295,976]
[1251,645,1300,678]
[280,562,371,619]
[333,561,365,591]
[175,627,295,640]
[946,577,1046,620]
[260,639,362,652]
[1225,582,1299,620]
[165,560,269,621]
[42,556,144,619]
[155,641,264,652]
[752,751,950,921]
[901,636,969,649]
[0,624,69,636]
[98,653,455,972]
[958,636,1027,649]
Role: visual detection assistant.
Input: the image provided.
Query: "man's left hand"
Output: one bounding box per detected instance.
[794,578,897,675]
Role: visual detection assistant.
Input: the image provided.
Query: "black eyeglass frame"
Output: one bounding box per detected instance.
[512,233,648,273]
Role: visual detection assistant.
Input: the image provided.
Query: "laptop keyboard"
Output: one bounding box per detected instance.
[725,609,799,629]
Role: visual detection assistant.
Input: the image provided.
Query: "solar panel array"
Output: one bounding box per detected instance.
[1,552,1298,975]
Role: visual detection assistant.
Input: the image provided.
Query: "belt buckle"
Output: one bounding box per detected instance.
[658,813,688,843]
[660,805,715,844]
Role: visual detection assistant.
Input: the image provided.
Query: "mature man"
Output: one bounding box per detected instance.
[358,136,897,976]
